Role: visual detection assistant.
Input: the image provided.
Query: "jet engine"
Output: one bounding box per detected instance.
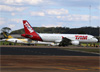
[71,40,79,45]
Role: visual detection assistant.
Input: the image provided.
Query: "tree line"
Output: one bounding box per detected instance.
[10,27,99,36]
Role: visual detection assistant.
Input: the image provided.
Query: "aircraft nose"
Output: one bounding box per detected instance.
[95,38,98,42]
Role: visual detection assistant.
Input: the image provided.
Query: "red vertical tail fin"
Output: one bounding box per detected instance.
[23,20,35,35]
[22,20,42,41]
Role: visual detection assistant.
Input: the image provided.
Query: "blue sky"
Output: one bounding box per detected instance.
[0,0,100,31]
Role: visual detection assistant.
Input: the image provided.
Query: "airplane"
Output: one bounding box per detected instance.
[21,20,98,46]
[1,32,56,46]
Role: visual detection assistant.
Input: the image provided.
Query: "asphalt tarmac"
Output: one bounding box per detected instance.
[0,46,100,72]
[0,47,99,56]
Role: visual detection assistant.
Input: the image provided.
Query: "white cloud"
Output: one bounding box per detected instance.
[46,8,68,15]
[42,23,62,27]
[0,18,5,25]
[0,21,5,25]
[57,14,99,21]
[98,6,100,9]
[0,0,44,5]
[11,13,16,16]
[9,19,22,23]
[8,24,15,28]
[92,16,99,20]
[0,5,27,12]
[69,15,89,21]
[30,8,68,16]
[31,12,45,16]
[27,0,43,5]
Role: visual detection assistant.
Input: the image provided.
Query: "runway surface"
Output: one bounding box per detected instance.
[1,55,99,72]
[0,46,100,72]
[0,47,99,56]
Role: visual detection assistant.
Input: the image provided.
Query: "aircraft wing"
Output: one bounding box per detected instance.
[60,36,80,46]
[59,37,71,46]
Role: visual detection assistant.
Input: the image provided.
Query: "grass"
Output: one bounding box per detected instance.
[0,41,48,46]
[0,41,100,53]
[81,43,100,47]
[0,41,22,45]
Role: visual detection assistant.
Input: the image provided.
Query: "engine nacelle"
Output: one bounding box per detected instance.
[71,40,79,45]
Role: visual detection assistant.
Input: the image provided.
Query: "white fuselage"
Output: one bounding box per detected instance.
[39,33,98,43]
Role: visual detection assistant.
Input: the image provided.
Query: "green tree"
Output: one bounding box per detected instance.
[78,31,86,34]
[1,27,11,33]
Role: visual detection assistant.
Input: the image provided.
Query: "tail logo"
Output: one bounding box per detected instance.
[24,22,34,33]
